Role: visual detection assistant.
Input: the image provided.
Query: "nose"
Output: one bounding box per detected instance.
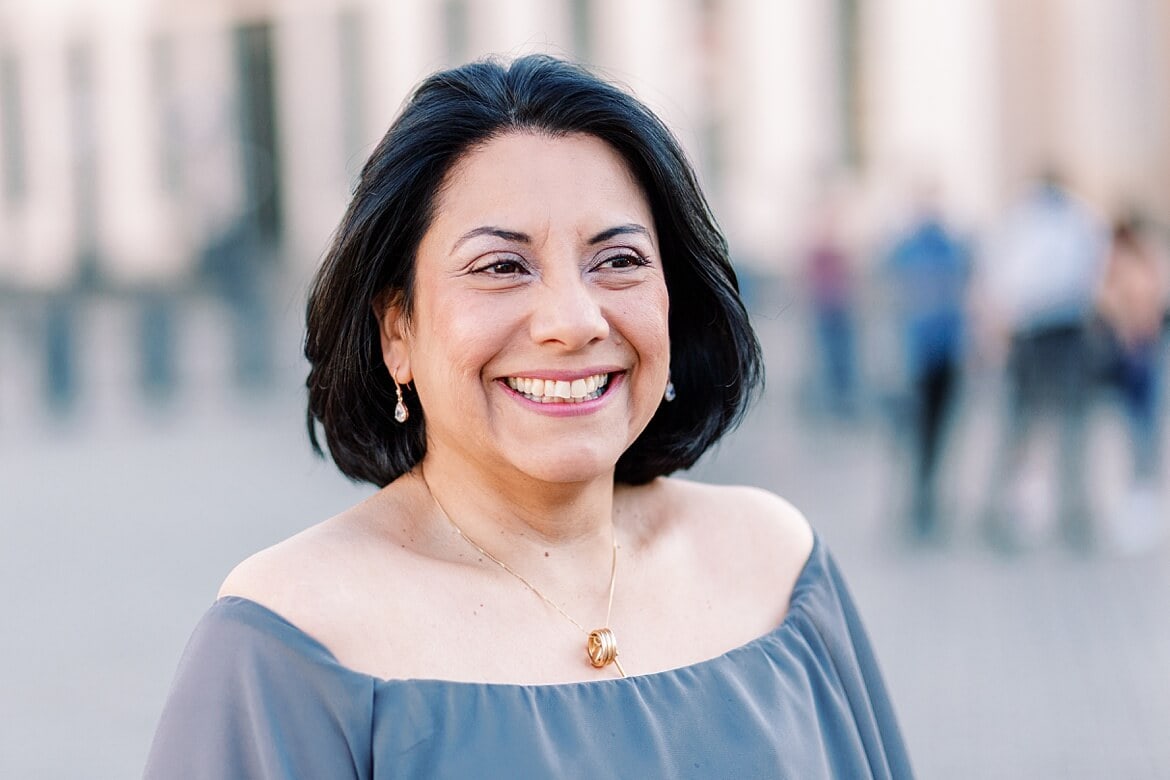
[528,272,610,350]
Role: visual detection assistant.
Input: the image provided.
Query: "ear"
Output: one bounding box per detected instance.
[375,292,413,385]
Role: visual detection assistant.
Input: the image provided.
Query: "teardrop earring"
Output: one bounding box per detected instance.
[664,375,676,402]
[394,378,410,423]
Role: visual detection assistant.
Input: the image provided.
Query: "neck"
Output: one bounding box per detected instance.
[412,450,629,677]
[414,452,618,557]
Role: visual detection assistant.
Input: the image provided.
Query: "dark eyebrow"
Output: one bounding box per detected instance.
[588,223,651,245]
[451,223,651,253]
[451,226,531,253]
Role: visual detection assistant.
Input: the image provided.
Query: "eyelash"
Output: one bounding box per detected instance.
[595,252,651,271]
[476,257,527,275]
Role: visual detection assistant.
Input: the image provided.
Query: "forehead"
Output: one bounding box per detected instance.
[430,131,654,235]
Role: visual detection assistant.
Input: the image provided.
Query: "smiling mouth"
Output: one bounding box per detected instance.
[504,373,612,404]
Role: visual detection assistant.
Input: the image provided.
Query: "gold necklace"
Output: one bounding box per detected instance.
[421,472,626,678]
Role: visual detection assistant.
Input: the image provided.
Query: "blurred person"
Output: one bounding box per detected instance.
[980,173,1108,551]
[1096,214,1169,553]
[136,289,179,404]
[200,218,276,391]
[42,291,79,415]
[145,56,912,778]
[886,192,971,541]
[803,195,859,415]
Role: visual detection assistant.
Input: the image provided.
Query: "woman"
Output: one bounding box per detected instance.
[147,55,911,778]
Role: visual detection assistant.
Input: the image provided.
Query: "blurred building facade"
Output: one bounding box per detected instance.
[0,0,1167,288]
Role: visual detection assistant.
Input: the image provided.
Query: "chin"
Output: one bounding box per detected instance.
[511,448,623,486]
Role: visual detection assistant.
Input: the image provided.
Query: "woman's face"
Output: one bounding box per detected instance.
[383,131,670,486]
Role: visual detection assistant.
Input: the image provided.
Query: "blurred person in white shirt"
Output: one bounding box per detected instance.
[980,173,1109,551]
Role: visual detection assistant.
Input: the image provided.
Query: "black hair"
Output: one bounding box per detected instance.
[305,54,762,486]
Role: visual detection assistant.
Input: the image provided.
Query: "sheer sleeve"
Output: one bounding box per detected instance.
[789,543,915,779]
[824,551,913,776]
[145,597,375,780]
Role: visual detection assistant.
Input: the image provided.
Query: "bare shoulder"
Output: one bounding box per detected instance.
[650,478,812,556]
[216,489,415,648]
[631,478,815,597]
[217,516,355,608]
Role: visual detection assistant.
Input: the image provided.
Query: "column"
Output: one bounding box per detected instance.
[718,0,838,269]
[94,0,188,283]
[272,0,351,272]
[11,5,77,289]
[862,0,1000,227]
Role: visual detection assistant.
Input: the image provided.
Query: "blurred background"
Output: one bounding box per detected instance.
[2,0,1169,777]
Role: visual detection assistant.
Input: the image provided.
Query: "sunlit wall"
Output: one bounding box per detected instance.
[1,0,1166,290]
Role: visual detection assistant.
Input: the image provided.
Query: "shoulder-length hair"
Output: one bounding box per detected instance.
[306,54,762,486]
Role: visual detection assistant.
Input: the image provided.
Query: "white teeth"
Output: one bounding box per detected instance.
[505,372,612,403]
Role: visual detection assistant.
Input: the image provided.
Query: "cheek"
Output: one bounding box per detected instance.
[608,290,671,401]
[418,296,511,380]
[624,286,671,357]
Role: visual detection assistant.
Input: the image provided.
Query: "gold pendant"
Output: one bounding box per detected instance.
[587,628,625,676]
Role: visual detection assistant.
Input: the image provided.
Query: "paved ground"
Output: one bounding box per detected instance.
[1,290,1168,778]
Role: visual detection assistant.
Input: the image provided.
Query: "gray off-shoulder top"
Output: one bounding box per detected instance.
[145,534,913,778]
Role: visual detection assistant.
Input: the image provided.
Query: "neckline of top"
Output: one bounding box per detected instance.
[213,533,825,691]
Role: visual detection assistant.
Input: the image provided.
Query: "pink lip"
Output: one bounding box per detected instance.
[498,370,626,417]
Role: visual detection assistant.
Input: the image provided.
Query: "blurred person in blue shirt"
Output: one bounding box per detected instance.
[887,192,971,541]
[1096,213,1169,554]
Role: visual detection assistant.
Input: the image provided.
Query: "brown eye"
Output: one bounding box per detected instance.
[596,252,649,271]
[472,255,528,275]
[485,260,524,274]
